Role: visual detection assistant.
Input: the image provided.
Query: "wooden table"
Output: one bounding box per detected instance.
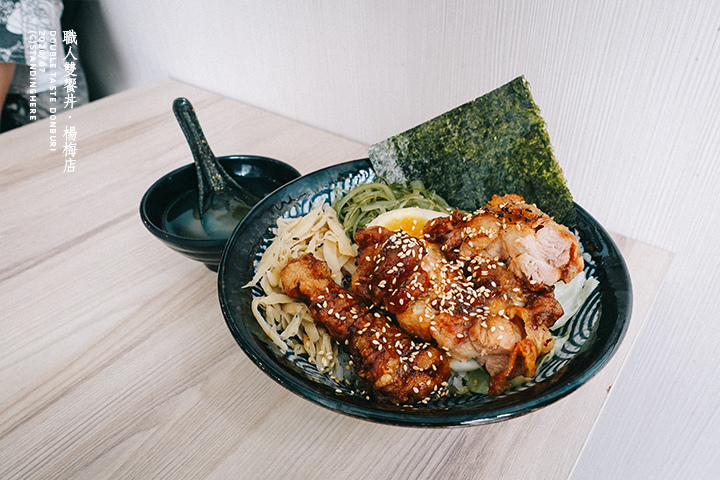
[0,79,672,479]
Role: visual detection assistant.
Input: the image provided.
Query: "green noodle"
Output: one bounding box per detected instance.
[332,179,454,238]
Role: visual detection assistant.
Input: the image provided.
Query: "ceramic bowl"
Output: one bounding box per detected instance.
[140,155,301,271]
[218,159,632,426]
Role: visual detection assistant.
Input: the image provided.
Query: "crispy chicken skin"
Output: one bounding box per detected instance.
[281,253,451,404]
[352,194,582,396]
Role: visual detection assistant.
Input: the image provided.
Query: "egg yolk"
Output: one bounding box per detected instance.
[382,215,428,238]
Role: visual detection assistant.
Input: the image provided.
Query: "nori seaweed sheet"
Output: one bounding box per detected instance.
[368,76,576,226]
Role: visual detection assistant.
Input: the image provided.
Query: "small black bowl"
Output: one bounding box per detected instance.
[140,155,301,271]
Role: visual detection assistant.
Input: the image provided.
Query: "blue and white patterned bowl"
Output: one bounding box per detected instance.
[218,159,632,427]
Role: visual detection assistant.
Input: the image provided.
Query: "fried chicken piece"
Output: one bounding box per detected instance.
[424,193,584,290]
[351,195,577,396]
[352,227,429,315]
[468,301,556,395]
[351,226,556,396]
[419,264,558,396]
[281,253,451,404]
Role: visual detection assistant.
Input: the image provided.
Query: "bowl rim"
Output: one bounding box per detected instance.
[217,158,633,427]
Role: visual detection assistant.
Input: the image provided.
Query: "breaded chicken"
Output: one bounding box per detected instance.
[425,194,584,289]
[352,194,580,395]
[281,253,451,404]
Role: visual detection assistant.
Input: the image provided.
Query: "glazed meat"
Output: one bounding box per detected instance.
[352,228,429,316]
[281,253,452,404]
[352,194,582,395]
[425,194,584,289]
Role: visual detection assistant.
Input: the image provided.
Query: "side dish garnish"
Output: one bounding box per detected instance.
[368,76,576,227]
[334,178,453,238]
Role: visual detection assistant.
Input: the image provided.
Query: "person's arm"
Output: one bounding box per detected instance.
[0,62,16,125]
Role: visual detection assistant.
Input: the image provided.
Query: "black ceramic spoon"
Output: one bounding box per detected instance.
[172,97,261,238]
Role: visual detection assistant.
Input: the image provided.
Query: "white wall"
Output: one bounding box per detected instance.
[81,1,720,478]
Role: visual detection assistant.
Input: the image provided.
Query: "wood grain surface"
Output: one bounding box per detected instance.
[0,80,671,479]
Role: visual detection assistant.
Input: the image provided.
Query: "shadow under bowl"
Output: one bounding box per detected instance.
[140,155,301,271]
